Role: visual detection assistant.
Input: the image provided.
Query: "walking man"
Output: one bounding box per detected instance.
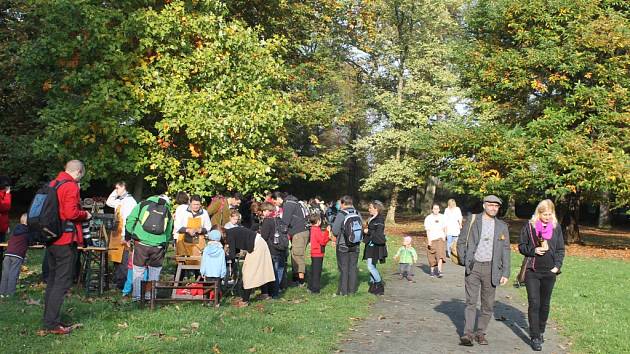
[457,195,511,346]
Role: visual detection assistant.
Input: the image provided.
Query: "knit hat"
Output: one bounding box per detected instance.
[207,230,222,241]
[403,236,412,246]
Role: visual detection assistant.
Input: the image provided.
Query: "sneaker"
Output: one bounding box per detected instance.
[460,333,474,346]
[436,271,443,278]
[475,333,488,345]
[531,337,543,351]
[46,325,72,335]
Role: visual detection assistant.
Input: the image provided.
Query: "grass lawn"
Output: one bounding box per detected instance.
[510,252,630,354]
[0,244,377,353]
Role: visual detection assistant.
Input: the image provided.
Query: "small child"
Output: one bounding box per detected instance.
[393,236,418,282]
[0,213,29,296]
[200,230,227,282]
[308,214,330,294]
[223,210,241,230]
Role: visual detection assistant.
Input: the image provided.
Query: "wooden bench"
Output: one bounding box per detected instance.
[140,279,221,309]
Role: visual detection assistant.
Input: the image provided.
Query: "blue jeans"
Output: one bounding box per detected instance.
[366,258,381,283]
[271,254,285,297]
[446,235,458,257]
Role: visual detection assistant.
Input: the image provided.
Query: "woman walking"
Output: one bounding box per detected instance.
[444,199,463,258]
[363,201,387,295]
[518,199,565,351]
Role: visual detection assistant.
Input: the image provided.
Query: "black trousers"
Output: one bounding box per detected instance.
[336,248,359,295]
[309,257,324,293]
[43,245,77,329]
[525,270,557,338]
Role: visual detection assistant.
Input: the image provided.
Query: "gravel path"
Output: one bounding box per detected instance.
[340,260,569,354]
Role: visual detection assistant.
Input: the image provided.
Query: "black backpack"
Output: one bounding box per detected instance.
[27,180,71,244]
[136,198,171,235]
[271,218,289,252]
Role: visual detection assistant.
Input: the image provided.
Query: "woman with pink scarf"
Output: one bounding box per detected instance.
[518,199,565,352]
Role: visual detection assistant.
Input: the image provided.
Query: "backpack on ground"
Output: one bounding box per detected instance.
[341,209,363,245]
[27,180,71,244]
[137,199,171,235]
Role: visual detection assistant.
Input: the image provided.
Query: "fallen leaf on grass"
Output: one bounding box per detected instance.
[26,298,41,306]
[248,347,256,352]
[262,326,273,333]
[117,322,129,328]
[190,322,200,330]
[162,336,178,342]
[36,330,48,337]
[134,335,146,340]
[212,344,221,353]
[70,323,83,330]
[151,332,165,338]
[378,315,386,320]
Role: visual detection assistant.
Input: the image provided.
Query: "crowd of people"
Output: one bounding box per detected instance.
[0,161,566,351]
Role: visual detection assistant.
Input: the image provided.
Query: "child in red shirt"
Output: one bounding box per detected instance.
[308,215,330,293]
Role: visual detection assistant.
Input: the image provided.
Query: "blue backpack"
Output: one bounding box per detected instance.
[341,209,363,245]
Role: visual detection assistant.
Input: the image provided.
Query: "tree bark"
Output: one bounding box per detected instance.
[420,176,438,216]
[133,176,144,201]
[386,186,399,225]
[561,192,581,244]
[598,190,612,229]
[505,195,517,219]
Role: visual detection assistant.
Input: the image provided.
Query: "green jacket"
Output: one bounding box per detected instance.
[394,246,418,264]
[125,196,174,246]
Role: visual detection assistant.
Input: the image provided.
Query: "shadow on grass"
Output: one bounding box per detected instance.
[434,298,530,345]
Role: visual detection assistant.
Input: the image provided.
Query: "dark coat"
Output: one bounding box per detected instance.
[363,214,387,262]
[518,222,565,273]
[456,213,511,287]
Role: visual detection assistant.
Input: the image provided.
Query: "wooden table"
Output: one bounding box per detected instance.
[0,243,110,295]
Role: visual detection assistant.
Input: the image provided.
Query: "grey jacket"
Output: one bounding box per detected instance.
[456,213,511,287]
[331,207,363,248]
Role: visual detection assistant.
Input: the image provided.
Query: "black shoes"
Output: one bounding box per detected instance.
[531,337,543,351]
[368,282,385,295]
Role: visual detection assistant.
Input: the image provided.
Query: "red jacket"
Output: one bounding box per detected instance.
[50,172,88,246]
[310,226,330,258]
[0,189,10,233]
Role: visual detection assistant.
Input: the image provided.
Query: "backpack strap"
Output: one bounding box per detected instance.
[130,200,151,235]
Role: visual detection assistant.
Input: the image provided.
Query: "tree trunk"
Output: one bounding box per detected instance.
[386,186,399,225]
[504,195,517,219]
[420,176,438,216]
[133,176,144,201]
[561,193,581,244]
[598,190,612,229]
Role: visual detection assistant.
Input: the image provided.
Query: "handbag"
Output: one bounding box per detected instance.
[450,214,475,266]
[517,223,536,285]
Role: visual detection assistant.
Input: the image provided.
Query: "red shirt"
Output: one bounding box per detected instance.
[309,226,330,258]
[0,189,10,233]
[50,172,88,246]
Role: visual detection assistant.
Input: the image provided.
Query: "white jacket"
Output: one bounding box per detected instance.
[106,191,137,237]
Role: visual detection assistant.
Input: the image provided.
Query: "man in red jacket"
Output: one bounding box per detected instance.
[43,160,91,335]
[0,176,11,243]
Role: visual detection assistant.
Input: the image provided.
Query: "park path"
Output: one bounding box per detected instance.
[340,260,570,354]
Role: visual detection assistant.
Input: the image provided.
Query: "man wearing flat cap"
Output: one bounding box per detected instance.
[457,195,511,346]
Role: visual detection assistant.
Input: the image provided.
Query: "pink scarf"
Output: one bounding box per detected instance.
[535,220,553,240]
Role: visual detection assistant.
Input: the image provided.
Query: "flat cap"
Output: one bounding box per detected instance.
[483,195,503,205]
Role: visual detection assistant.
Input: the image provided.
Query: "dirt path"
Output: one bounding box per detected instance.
[340,261,570,354]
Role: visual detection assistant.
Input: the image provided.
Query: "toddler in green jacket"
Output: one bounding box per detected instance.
[394,236,418,281]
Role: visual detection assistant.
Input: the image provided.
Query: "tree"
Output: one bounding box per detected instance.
[349,0,463,224]
[16,1,296,197]
[458,0,630,242]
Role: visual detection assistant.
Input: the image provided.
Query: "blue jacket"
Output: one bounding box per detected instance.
[200,242,227,279]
